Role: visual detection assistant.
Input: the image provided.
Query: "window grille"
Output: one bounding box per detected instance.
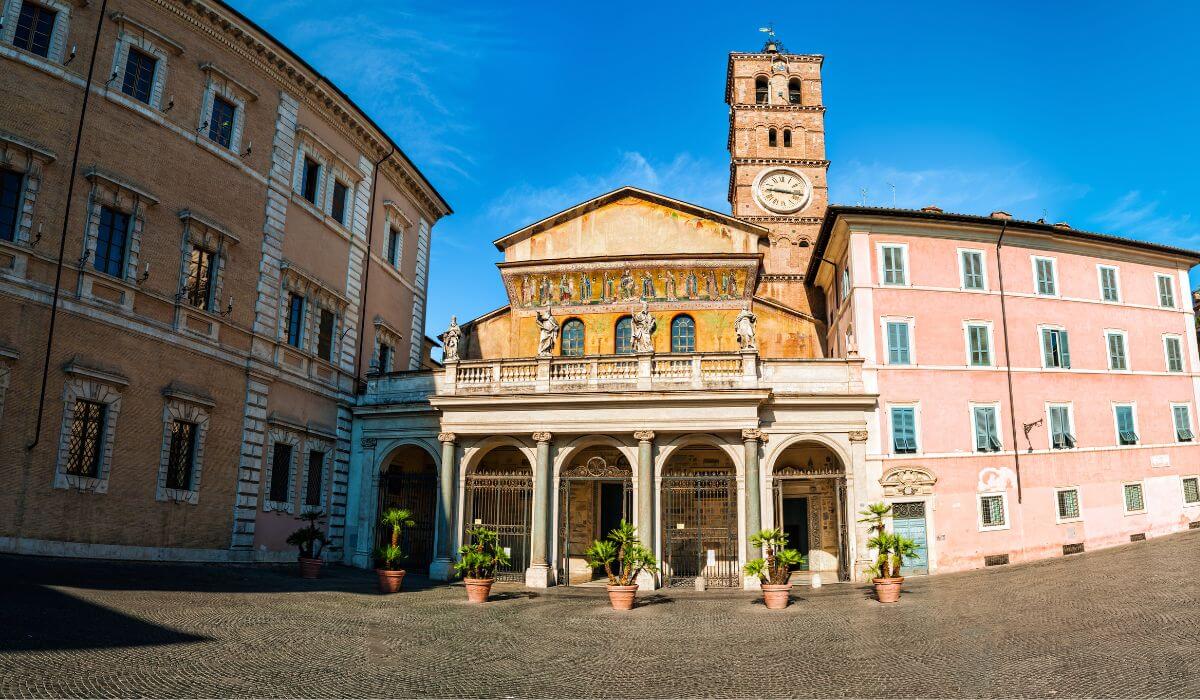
[304,450,324,507]
[1123,483,1144,512]
[66,400,106,477]
[1056,489,1080,519]
[980,495,1005,527]
[165,420,197,490]
[185,245,215,309]
[269,443,292,503]
[121,47,157,104]
[1182,477,1200,505]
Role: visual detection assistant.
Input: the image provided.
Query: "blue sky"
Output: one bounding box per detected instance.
[234,0,1200,336]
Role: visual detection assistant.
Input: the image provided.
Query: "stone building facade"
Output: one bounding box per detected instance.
[347,39,1200,589]
[0,0,449,561]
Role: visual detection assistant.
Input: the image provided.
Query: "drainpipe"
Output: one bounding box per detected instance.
[353,144,394,394]
[27,0,109,450]
[995,220,1023,503]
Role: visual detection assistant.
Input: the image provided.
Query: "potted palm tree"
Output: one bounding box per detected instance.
[584,519,658,610]
[375,507,415,594]
[743,528,805,609]
[859,502,919,603]
[453,525,511,603]
[287,510,327,579]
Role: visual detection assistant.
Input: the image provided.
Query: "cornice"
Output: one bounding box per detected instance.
[730,104,825,113]
[731,158,829,168]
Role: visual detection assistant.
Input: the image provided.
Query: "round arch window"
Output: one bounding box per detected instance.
[670,315,696,353]
[561,319,585,356]
[614,316,633,355]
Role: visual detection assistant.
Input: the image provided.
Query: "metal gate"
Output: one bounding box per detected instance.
[661,471,738,588]
[557,458,632,585]
[892,501,929,575]
[462,471,532,581]
[376,470,438,573]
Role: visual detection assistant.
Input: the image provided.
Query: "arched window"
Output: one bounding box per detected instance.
[788,78,801,105]
[755,76,768,104]
[614,316,633,355]
[670,315,696,353]
[560,319,584,356]
[768,128,777,147]
[783,128,792,147]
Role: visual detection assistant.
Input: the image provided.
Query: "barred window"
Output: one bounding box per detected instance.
[670,315,695,353]
[0,168,22,242]
[304,450,324,507]
[208,96,237,149]
[13,1,57,58]
[1056,489,1080,520]
[185,245,215,310]
[1183,477,1200,505]
[614,316,633,355]
[94,206,129,278]
[269,443,293,504]
[165,420,197,490]
[1123,483,1145,513]
[980,494,1006,528]
[560,319,584,357]
[121,47,157,104]
[66,400,106,477]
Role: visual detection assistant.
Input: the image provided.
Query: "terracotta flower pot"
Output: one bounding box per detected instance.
[463,577,494,603]
[606,584,639,611]
[760,583,792,610]
[873,576,904,603]
[376,568,406,594]
[298,556,322,579]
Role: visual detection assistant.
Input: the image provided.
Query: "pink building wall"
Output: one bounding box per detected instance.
[819,212,1200,574]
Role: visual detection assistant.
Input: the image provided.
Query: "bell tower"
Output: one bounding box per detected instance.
[727,36,828,314]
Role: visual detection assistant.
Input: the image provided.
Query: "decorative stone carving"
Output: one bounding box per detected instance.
[442,316,461,362]
[880,466,937,497]
[741,428,762,441]
[437,432,456,444]
[845,322,859,357]
[535,308,558,357]
[633,430,655,442]
[735,304,757,351]
[848,430,868,442]
[532,431,552,444]
[631,300,655,353]
[562,456,633,479]
[360,437,377,449]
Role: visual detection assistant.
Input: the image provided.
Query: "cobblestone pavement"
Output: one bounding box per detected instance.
[2,531,1198,699]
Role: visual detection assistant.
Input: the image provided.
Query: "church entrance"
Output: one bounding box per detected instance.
[660,445,739,588]
[771,442,850,581]
[463,446,533,581]
[779,496,810,572]
[376,445,438,573]
[557,448,632,585]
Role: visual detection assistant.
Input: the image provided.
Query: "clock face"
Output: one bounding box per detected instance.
[754,169,810,214]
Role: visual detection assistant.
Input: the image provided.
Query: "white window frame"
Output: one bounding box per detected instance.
[881,316,915,366]
[1155,273,1177,309]
[1122,480,1146,515]
[877,242,909,287]
[887,402,921,455]
[1031,255,1059,297]
[1045,402,1076,450]
[1038,324,1070,370]
[1163,334,1185,373]
[1053,486,1083,524]
[970,401,1004,453]
[1096,264,1121,303]
[1170,402,1194,443]
[1105,329,1130,371]
[1182,475,1200,506]
[963,320,994,367]
[957,248,988,291]
[1,0,72,62]
[977,491,1010,532]
[1112,402,1139,447]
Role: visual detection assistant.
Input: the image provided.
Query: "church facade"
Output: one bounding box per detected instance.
[345,42,1200,588]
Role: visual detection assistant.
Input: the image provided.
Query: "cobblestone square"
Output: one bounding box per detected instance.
[2,531,1198,698]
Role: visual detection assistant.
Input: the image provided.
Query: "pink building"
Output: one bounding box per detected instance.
[812,207,1200,573]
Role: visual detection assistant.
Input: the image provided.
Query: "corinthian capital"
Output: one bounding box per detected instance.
[532,431,552,444]
[633,430,655,442]
[437,432,456,444]
[848,429,868,442]
[741,428,763,442]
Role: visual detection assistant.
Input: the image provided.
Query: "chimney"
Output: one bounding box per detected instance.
[1053,221,1071,229]
[920,205,943,214]
[990,210,1013,220]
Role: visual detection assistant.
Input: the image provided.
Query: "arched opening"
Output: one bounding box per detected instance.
[463,446,533,581]
[770,441,850,581]
[614,315,633,355]
[754,76,768,104]
[560,318,584,356]
[788,77,801,105]
[660,444,738,588]
[377,444,437,573]
[557,445,633,585]
[768,127,777,147]
[670,314,695,353]
[783,128,792,148]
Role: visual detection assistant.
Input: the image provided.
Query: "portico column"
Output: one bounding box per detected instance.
[634,430,657,588]
[429,432,457,582]
[527,431,553,588]
[742,429,763,550]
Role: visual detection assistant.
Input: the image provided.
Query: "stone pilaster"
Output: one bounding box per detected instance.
[430,432,457,581]
[407,217,431,369]
[526,431,553,587]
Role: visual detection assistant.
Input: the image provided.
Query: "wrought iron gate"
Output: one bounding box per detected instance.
[376,471,437,572]
[557,458,633,586]
[770,473,851,582]
[661,471,738,588]
[462,471,532,581]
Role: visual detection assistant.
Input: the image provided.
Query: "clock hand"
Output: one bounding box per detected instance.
[765,186,803,195]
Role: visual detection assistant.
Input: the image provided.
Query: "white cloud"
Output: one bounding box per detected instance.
[1093,191,1194,244]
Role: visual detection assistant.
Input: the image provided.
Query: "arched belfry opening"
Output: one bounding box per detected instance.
[377,445,437,572]
[463,446,533,581]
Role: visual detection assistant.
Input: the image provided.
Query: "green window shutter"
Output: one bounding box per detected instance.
[1058,331,1070,368]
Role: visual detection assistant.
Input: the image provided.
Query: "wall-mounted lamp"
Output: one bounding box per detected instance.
[138,262,151,284]
[64,44,77,66]
[164,94,175,111]
[240,141,252,158]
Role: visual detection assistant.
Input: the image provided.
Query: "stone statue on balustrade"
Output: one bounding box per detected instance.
[535,308,559,357]
[735,304,757,351]
[443,316,461,362]
[631,300,656,353]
